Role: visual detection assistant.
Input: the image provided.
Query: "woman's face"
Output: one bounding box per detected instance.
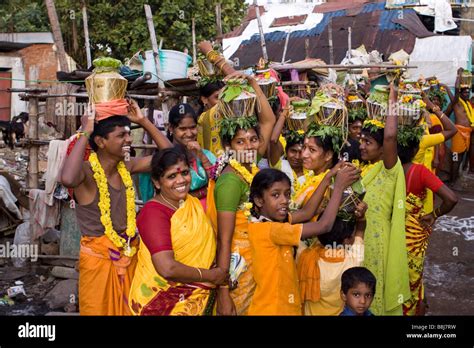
[348,120,363,140]
[170,116,197,147]
[302,137,333,173]
[359,134,383,163]
[229,128,260,164]
[201,89,222,109]
[286,143,303,171]
[153,160,191,203]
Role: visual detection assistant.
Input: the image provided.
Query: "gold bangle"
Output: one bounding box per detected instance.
[206,50,220,64]
[195,267,203,281]
[76,131,90,140]
[219,284,229,289]
[439,113,445,119]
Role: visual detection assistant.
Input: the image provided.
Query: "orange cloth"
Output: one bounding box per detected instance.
[95,99,129,121]
[452,124,472,153]
[79,235,138,315]
[297,242,345,303]
[248,221,303,315]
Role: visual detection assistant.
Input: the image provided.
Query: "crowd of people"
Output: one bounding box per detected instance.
[59,52,473,316]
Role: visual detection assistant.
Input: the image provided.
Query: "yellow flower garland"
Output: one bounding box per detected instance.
[292,168,309,194]
[89,152,137,257]
[292,169,329,203]
[352,159,379,178]
[229,159,259,185]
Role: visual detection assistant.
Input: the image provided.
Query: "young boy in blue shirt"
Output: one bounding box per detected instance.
[340,267,376,316]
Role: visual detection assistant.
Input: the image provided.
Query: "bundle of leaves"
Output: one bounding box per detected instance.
[306,123,343,154]
[397,125,424,147]
[219,79,255,103]
[283,129,305,145]
[367,86,389,105]
[219,115,258,142]
[348,108,367,122]
[93,57,122,72]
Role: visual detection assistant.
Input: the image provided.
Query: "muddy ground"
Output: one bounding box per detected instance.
[425,186,474,315]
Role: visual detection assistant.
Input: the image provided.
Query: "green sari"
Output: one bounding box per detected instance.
[362,159,410,315]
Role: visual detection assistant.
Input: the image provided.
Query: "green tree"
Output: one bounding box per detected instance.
[0,0,247,68]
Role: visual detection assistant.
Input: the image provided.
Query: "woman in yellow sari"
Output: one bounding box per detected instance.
[129,147,227,315]
[397,126,458,315]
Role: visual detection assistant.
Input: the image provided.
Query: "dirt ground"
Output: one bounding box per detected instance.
[424,185,474,315]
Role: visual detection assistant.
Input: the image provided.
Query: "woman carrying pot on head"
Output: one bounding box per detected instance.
[356,82,410,315]
[128,147,227,315]
[167,103,217,210]
[208,71,275,315]
[292,124,342,213]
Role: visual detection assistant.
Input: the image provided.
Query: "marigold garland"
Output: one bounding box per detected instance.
[229,159,259,185]
[291,169,329,205]
[89,152,137,257]
[352,159,379,177]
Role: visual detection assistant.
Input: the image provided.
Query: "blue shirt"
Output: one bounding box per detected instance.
[339,306,374,316]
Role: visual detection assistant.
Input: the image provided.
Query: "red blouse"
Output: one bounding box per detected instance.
[137,201,175,255]
[406,164,443,197]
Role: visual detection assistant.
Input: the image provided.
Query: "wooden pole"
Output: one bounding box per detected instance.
[255,6,268,62]
[27,66,39,189]
[348,27,352,60]
[192,17,197,65]
[281,29,291,63]
[44,0,69,72]
[215,3,223,46]
[305,38,310,59]
[144,4,169,125]
[328,17,334,65]
[82,4,92,68]
[270,63,418,71]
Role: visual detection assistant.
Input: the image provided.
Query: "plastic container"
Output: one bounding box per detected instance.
[141,50,192,83]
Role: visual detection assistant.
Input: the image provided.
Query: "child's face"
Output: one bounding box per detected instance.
[255,180,291,222]
[341,282,374,315]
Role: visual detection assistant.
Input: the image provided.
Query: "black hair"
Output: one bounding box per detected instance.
[89,115,131,152]
[317,217,356,247]
[285,137,304,154]
[397,138,421,164]
[341,267,377,295]
[199,80,225,114]
[167,103,198,141]
[361,128,384,147]
[150,145,189,182]
[249,168,291,218]
[308,135,339,167]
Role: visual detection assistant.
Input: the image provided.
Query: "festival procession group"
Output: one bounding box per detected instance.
[60,39,474,316]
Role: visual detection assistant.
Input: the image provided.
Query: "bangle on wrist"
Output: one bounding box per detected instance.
[77,131,90,140]
[195,267,203,281]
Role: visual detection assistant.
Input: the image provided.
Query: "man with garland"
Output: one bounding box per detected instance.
[61,101,171,315]
[446,68,474,185]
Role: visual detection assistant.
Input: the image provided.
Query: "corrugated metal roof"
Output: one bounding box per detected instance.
[312,0,371,14]
[231,4,424,68]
